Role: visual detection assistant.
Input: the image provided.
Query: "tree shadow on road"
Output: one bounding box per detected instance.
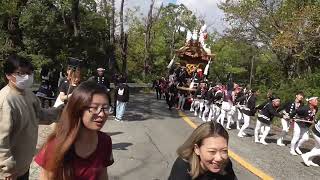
[125,112,148,121]
[112,142,133,150]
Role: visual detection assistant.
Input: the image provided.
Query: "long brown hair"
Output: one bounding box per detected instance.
[67,67,81,86]
[43,81,108,179]
[177,122,229,179]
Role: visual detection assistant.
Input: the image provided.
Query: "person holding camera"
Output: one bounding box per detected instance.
[55,58,81,106]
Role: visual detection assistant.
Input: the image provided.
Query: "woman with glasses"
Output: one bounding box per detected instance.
[35,81,114,180]
[168,122,237,180]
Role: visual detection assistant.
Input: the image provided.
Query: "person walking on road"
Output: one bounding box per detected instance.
[88,67,112,108]
[290,97,318,156]
[301,118,320,167]
[35,81,114,179]
[276,91,304,146]
[254,96,282,145]
[0,55,63,180]
[168,122,237,180]
[237,90,258,138]
[114,77,130,121]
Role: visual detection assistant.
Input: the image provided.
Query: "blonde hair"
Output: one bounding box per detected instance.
[177,122,229,179]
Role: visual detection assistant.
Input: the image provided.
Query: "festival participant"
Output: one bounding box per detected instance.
[254,91,274,136]
[237,90,258,138]
[216,86,233,129]
[0,55,63,180]
[168,122,237,180]
[190,86,201,115]
[210,86,223,122]
[35,81,114,179]
[234,87,247,130]
[227,85,242,130]
[254,96,282,145]
[153,78,161,100]
[202,86,215,122]
[89,67,111,106]
[276,91,304,146]
[195,83,207,118]
[290,97,318,156]
[166,81,177,110]
[206,85,218,122]
[301,119,320,167]
[177,88,187,111]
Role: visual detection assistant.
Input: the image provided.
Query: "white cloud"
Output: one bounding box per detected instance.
[176,0,227,33]
[105,0,227,33]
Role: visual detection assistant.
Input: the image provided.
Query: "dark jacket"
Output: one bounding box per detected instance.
[292,105,318,128]
[240,94,257,116]
[115,83,129,102]
[278,101,303,118]
[89,75,110,89]
[168,157,237,180]
[257,103,282,125]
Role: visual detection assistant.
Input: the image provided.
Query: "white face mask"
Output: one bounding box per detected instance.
[12,73,34,90]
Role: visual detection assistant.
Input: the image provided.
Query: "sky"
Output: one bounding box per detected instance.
[115,0,227,33]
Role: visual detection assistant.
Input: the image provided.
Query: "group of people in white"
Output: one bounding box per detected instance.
[175,82,320,167]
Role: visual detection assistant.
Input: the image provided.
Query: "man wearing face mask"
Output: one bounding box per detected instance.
[0,55,63,180]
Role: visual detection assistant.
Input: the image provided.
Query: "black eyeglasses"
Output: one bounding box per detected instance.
[87,106,110,115]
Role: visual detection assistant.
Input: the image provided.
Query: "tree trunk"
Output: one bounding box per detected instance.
[110,0,116,44]
[120,0,128,74]
[102,0,111,71]
[143,0,155,79]
[71,0,80,37]
[109,0,117,73]
[170,16,178,59]
[5,0,28,51]
[121,33,128,74]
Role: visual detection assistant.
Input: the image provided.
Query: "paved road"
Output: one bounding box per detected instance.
[30,93,320,180]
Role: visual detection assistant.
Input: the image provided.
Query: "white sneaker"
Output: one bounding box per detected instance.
[309,161,319,167]
[254,139,260,143]
[190,108,194,112]
[237,126,241,130]
[290,150,298,156]
[115,118,120,122]
[301,154,311,166]
[242,132,247,136]
[202,118,207,122]
[259,139,268,145]
[277,139,285,147]
[295,148,303,155]
[226,127,231,130]
[237,133,244,138]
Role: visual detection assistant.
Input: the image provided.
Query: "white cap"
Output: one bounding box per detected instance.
[97,68,105,71]
[307,97,318,101]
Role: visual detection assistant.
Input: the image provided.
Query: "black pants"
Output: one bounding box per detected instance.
[155,88,161,99]
[166,93,175,109]
[17,171,29,180]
